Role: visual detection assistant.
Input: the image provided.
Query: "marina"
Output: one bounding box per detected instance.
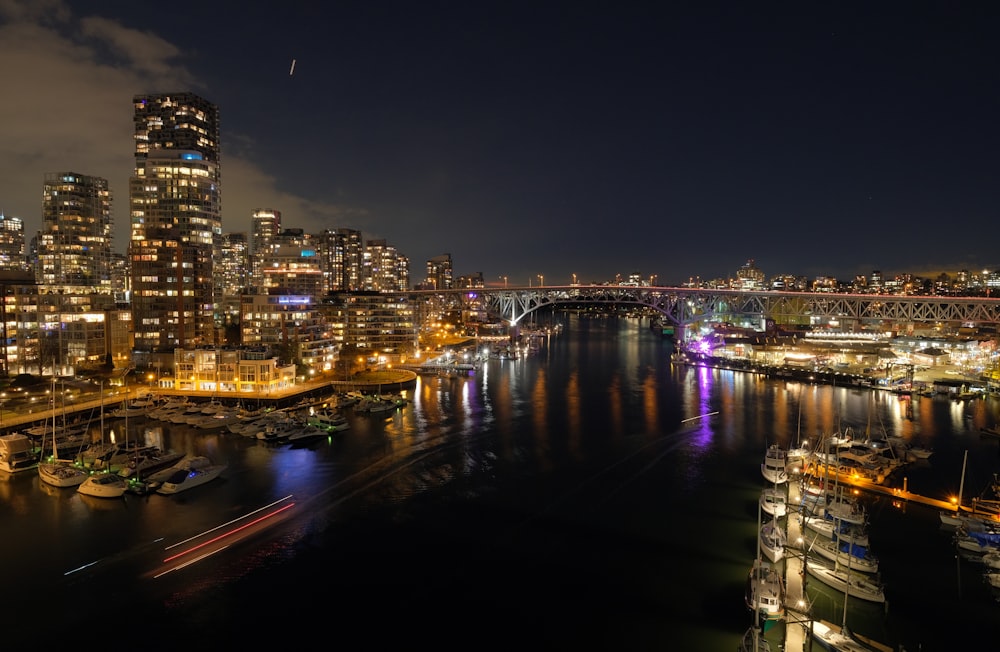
[1,316,998,650]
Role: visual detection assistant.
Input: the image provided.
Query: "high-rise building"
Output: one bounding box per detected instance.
[217,232,249,320]
[258,230,323,297]
[425,254,453,290]
[129,93,221,352]
[38,172,113,291]
[363,238,409,292]
[251,208,281,290]
[0,213,26,272]
[318,228,364,293]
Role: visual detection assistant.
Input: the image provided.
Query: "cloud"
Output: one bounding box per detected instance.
[0,0,338,250]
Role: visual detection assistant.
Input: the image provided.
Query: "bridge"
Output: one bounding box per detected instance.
[410,286,1000,338]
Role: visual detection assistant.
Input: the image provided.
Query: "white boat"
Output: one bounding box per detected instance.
[938,450,1000,531]
[802,515,870,547]
[810,619,892,652]
[0,433,37,473]
[808,536,879,574]
[77,471,128,498]
[955,528,1000,554]
[108,396,157,419]
[37,417,89,488]
[759,486,787,518]
[38,459,89,487]
[823,493,867,526]
[761,444,788,485]
[307,409,350,432]
[745,557,785,621]
[117,449,186,479]
[806,559,885,604]
[156,460,227,494]
[981,549,1000,571]
[759,520,786,563]
[985,572,1000,589]
[286,425,330,444]
[144,455,213,485]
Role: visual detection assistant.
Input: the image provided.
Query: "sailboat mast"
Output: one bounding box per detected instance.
[957,449,968,514]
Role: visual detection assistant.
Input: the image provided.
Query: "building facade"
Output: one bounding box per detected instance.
[129,93,222,352]
[38,172,113,291]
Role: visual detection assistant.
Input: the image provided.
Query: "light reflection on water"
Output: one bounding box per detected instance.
[0,314,998,648]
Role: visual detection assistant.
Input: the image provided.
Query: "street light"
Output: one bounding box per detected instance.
[538,274,544,287]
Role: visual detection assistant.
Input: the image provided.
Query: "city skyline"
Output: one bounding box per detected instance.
[2,2,999,285]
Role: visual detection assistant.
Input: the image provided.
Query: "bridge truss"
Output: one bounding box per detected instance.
[412,286,1000,335]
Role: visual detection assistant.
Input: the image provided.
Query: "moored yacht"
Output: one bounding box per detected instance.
[156,459,227,495]
[761,444,788,485]
[77,471,127,498]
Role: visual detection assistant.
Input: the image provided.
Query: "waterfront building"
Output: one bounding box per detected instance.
[168,346,295,394]
[240,293,338,374]
[323,291,417,356]
[129,92,221,353]
[38,172,113,292]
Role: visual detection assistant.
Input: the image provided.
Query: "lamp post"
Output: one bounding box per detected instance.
[538,274,544,287]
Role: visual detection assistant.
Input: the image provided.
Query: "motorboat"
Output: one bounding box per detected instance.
[77,471,128,498]
[307,409,350,432]
[117,449,186,479]
[107,396,158,419]
[356,396,399,415]
[0,433,38,473]
[156,460,227,495]
[745,557,785,621]
[985,572,1000,589]
[759,486,788,518]
[286,425,330,445]
[761,444,788,485]
[806,559,885,604]
[759,519,786,563]
[143,455,213,485]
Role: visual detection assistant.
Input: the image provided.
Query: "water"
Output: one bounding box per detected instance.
[1,315,999,650]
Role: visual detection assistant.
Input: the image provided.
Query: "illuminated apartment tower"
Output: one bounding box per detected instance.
[318,227,364,293]
[38,173,113,290]
[425,254,453,290]
[129,93,221,352]
[0,213,26,272]
[362,239,410,292]
[217,232,249,320]
[251,208,281,290]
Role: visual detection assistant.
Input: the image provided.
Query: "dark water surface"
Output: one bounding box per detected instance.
[2,314,999,650]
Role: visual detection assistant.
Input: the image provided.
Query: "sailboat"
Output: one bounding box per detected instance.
[77,392,127,499]
[807,506,891,650]
[939,450,1000,531]
[746,500,786,622]
[37,393,89,487]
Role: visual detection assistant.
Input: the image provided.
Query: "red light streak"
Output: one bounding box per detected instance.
[162,502,295,564]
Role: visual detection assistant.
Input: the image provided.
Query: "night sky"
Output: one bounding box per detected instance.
[2,1,998,285]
